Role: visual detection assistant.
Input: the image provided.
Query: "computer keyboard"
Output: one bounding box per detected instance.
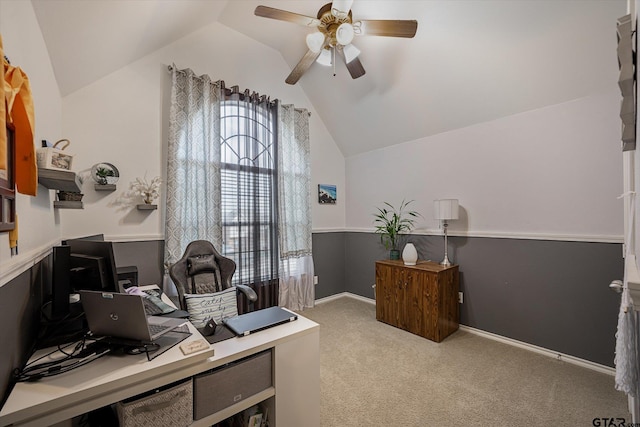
[141,289,176,316]
[143,297,166,315]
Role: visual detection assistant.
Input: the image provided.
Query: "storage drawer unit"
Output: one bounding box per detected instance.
[116,378,193,427]
[193,349,273,420]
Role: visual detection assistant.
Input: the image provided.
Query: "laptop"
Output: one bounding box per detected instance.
[79,290,187,343]
[223,306,297,337]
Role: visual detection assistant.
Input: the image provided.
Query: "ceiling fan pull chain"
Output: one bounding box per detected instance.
[333,48,336,77]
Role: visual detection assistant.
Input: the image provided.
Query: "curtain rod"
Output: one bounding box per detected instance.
[167,64,311,117]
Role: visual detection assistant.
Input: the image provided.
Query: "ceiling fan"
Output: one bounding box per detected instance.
[254,0,418,84]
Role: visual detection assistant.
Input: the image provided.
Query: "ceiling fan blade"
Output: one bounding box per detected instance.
[356,20,418,38]
[345,56,366,79]
[255,5,321,27]
[286,49,323,85]
[338,46,365,79]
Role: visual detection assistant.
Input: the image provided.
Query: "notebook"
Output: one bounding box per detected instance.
[223,306,297,337]
[79,290,187,343]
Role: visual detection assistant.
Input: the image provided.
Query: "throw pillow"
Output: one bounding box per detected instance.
[184,288,238,328]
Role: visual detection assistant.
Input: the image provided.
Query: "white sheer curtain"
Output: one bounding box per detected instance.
[277,103,314,311]
[165,67,223,266]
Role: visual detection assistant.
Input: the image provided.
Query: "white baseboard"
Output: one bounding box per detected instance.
[458,325,615,376]
[315,292,375,306]
[315,293,615,376]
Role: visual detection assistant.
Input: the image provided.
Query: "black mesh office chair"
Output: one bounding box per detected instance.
[169,240,257,313]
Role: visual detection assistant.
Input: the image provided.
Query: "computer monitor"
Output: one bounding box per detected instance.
[61,234,105,245]
[65,239,120,293]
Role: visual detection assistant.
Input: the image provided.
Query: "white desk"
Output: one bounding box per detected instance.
[0,313,320,427]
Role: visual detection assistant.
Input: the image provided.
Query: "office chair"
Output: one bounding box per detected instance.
[169,240,257,313]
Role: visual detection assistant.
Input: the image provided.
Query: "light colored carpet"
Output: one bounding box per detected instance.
[300,296,630,427]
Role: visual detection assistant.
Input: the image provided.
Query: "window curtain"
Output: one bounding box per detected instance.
[220,88,279,310]
[166,66,313,311]
[165,67,223,265]
[277,102,314,311]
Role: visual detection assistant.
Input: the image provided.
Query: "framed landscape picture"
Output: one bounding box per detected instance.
[318,184,336,204]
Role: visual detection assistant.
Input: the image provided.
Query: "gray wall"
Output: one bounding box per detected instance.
[327,232,623,367]
[0,262,46,407]
[0,232,624,405]
[313,233,346,299]
[113,240,165,286]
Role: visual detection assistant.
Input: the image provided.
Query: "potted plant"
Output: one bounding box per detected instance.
[130,175,162,204]
[95,166,114,185]
[373,199,420,260]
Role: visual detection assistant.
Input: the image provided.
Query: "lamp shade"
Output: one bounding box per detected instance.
[316,48,333,66]
[331,0,353,17]
[306,32,325,53]
[434,199,459,221]
[336,23,355,45]
[342,43,360,63]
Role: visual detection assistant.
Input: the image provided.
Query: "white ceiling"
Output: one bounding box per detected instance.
[31,0,626,157]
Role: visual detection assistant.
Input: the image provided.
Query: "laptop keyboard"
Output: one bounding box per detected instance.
[148,324,170,335]
[143,297,165,315]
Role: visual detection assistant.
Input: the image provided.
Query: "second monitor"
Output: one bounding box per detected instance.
[65,239,120,293]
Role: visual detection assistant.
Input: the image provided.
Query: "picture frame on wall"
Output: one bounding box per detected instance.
[318,184,336,204]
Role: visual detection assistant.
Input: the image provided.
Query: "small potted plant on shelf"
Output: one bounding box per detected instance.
[130,175,162,205]
[95,166,114,185]
[373,199,420,260]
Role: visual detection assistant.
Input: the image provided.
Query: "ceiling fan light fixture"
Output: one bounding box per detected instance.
[316,48,333,66]
[306,31,325,53]
[331,0,353,18]
[342,43,360,63]
[336,23,355,45]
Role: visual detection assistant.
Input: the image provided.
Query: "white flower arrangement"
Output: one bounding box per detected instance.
[130,175,162,204]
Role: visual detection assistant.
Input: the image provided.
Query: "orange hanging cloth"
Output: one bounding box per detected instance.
[2,34,37,196]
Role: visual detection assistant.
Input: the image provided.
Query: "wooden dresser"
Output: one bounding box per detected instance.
[375,260,459,342]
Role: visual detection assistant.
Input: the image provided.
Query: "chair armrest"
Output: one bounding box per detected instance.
[236,284,258,302]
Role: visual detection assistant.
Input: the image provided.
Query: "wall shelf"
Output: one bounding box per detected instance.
[95,184,116,191]
[53,201,83,209]
[38,168,81,192]
[137,204,157,210]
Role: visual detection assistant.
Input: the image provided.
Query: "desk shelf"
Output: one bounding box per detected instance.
[191,388,275,427]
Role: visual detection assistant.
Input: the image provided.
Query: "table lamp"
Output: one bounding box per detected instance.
[434,199,459,266]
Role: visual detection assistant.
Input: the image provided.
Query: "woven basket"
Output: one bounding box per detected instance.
[57,191,83,201]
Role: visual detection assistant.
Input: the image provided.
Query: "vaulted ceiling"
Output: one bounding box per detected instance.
[31,0,626,157]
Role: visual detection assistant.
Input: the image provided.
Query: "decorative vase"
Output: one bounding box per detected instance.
[402,243,418,265]
[390,249,400,260]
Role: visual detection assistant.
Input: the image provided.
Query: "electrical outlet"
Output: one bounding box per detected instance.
[458,292,463,304]
[313,276,318,285]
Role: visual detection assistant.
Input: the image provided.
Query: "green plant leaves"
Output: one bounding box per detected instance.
[373,199,421,250]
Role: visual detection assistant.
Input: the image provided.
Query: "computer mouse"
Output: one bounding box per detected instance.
[201,318,218,336]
